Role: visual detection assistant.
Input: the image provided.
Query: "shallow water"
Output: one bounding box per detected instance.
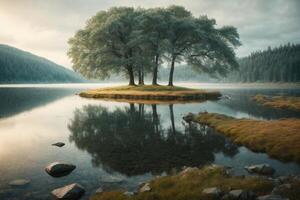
[0,83,299,199]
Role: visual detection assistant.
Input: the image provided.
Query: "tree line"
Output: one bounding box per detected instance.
[227,43,300,82]
[68,6,240,86]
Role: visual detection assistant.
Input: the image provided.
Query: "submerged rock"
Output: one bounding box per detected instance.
[244,164,275,175]
[45,162,76,177]
[257,194,289,200]
[52,142,65,147]
[202,187,222,196]
[100,175,124,183]
[139,183,151,193]
[51,183,85,200]
[9,179,30,187]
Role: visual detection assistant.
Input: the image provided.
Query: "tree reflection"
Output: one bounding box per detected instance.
[68,104,238,176]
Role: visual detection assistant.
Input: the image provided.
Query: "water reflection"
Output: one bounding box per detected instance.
[68,103,238,176]
[0,88,78,118]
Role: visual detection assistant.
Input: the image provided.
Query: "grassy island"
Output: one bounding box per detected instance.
[194,113,300,162]
[252,94,300,111]
[79,85,221,104]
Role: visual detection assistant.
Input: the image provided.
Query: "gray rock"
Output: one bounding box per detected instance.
[228,189,256,200]
[124,191,135,196]
[139,183,151,193]
[244,164,275,175]
[52,142,65,147]
[180,167,198,175]
[100,175,124,183]
[183,113,194,123]
[95,187,103,194]
[257,194,289,200]
[272,184,292,195]
[202,187,222,196]
[45,162,76,177]
[51,183,85,200]
[9,179,30,187]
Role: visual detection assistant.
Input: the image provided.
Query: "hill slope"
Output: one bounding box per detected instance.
[0,44,85,83]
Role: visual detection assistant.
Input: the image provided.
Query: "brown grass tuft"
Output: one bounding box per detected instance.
[252,94,300,111]
[195,113,300,162]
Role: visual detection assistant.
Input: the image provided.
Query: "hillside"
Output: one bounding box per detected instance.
[0,44,85,83]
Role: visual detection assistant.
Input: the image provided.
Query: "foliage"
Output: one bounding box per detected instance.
[68,6,240,85]
[0,44,84,83]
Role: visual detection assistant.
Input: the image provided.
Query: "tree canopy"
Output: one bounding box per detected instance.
[68,6,240,86]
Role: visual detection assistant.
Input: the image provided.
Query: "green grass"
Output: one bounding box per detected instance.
[195,113,300,163]
[91,166,274,200]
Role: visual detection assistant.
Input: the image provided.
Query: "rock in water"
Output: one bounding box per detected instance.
[228,189,256,200]
[51,183,85,200]
[52,142,65,147]
[202,187,221,196]
[244,164,275,175]
[9,179,30,187]
[45,162,76,177]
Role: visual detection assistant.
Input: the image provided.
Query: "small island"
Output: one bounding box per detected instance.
[79,85,221,103]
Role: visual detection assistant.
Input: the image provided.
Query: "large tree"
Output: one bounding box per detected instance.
[165,6,241,86]
[68,7,146,85]
[137,8,170,85]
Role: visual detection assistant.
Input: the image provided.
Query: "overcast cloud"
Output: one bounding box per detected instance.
[0,0,299,68]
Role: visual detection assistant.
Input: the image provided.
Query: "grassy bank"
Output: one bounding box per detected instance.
[195,113,300,162]
[253,94,300,111]
[91,166,274,200]
[79,85,221,103]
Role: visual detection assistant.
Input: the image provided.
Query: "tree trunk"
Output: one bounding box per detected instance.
[138,68,144,85]
[152,54,159,85]
[168,56,176,86]
[127,66,135,86]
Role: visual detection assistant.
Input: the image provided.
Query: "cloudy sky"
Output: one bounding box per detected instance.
[0,0,299,69]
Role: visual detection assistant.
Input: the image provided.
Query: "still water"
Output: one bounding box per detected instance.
[0,83,300,199]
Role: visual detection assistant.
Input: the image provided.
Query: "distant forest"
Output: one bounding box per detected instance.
[0,44,85,83]
[228,43,300,82]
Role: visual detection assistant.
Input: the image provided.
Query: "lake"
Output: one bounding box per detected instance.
[0,83,300,200]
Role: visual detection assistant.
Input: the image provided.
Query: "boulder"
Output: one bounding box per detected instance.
[124,191,135,196]
[45,162,76,177]
[228,189,256,200]
[271,184,292,195]
[9,179,30,187]
[95,187,103,194]
[52,142,65,147]
[202,187,222,196]
[244,164,275,175]
[257,194,289,200]
[139,183,151,193]
[183,113,194,123]
[51,183,85,200]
